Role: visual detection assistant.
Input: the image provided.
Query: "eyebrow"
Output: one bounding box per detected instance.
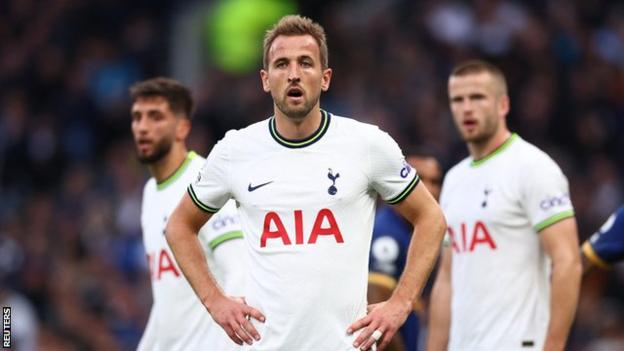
[272,54,315,64]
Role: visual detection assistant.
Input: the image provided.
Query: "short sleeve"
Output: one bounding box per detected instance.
[198,200,244,252]
[367,128,420,204]
[187,132,233,213]
[521,156,574,232]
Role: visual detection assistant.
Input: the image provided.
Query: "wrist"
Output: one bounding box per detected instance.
[543,337,565,351]
[388,291,413,315]
[201,290,225,313]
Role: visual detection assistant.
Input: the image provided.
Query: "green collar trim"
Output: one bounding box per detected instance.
[157,151,198,190]
[269,110,330,148]
[470,133,518,167]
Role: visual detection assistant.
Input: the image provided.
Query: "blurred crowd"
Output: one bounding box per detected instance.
[1,0,623,350]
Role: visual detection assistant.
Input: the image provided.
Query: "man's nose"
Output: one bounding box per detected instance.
[135,115,149,132]
[287,63,301,82]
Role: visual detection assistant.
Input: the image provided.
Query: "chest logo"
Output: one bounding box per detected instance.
[481,187,492,208]
[448,221,497,254]
[327,168,340,195]
[261,209,344,247]
[248,181,273,192]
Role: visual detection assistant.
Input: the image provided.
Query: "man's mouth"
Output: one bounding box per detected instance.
[287,87,304,98]
[137,139,153,151]
[463,120,477,128]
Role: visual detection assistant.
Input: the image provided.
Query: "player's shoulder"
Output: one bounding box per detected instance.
[510,135,565,174]
[329,113,386,137]
[142,177,157,198]
[224,118,271,141]
[443,157,472,184]
[212,118,272,154]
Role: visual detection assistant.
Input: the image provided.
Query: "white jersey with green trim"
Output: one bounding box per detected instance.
[139,151,244,351]
[440,134,574,351]
[188,111,419,350]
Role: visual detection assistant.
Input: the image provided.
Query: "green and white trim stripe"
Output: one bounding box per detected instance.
[386,174,420,205]
[269,110,331,148]
[157,151,198,190]
[470,133,518,167]
[534,209,575,232]
[187,185,220,213]
[209,231,244,250]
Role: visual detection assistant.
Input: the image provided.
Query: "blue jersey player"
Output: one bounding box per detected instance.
[581,206,624,272]
[369,153,442,351]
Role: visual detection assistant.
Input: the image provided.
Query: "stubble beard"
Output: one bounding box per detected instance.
[461,114,499,145]
[274,91,320,121]
[136,137,173,164]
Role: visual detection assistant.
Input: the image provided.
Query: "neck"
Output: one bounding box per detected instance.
[148,144,189,183]
[468,129,512,161]
[274,105,322,140]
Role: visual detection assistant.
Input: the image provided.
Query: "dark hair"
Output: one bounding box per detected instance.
[449,60,508,94]
[129,77,195,119]
[263,15,328,69]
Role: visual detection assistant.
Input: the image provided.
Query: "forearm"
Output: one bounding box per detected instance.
[544,258,581,350]
[426,248,451,351]
[392,209,446,307]
[427,281,450,351]
[166,216,223,310]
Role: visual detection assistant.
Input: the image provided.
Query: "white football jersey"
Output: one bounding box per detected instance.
[138,151,245,351]
[440,134,574,351]
[189,111,419,350]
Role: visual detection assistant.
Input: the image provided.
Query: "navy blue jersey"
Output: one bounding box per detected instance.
[582,206,624,268]
[369,205,419,351]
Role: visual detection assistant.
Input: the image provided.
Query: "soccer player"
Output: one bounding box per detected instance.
[427,60,582,351]
[581,205,624,272]
[130,77,246,351]
[369,152,442,351]
[165,15,446,351]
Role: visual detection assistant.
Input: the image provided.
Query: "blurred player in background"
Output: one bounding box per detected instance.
[369,151,442,351]
[581,205,624,272]
[130,77,246,351]
[427,60,582,351]
[165,15,446,351]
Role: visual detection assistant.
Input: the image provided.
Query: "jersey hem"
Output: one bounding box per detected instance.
[534,209,574,232]
[157,151,198,190]
[386,174,420,205]
[209,231,244,250]
[187,185,219,213]
[582,241,610,269]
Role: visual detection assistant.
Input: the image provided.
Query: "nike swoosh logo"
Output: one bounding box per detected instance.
[248,181,273,192]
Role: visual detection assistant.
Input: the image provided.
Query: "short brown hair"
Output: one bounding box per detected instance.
[450,60,508,95]
[263,15,328,69]
[129,77,195,119]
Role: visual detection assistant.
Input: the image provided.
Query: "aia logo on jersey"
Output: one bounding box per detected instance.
[261,209,344,247]
[448,221,497,254]
[147,249,180,280]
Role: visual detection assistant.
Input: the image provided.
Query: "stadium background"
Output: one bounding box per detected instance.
[0,0,623,349]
